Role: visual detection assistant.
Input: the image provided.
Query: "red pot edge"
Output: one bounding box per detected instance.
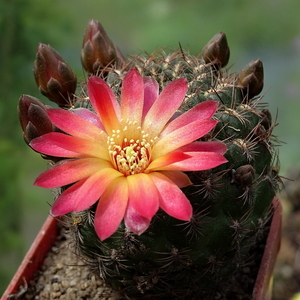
[1,214,59,300]
[1,197,282,300]
[252,197,282,300]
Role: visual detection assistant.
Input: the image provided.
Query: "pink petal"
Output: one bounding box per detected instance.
[147,151,190,171]
[149,172,192,221]
[47,108,104,140]
[51,179,86,216]
[74,168,122,212]
[30,136,81,158]
[152,119,218,158]
[94,177,129,241]
[143,78,188,137]
[121,69,144,125]
[178,141,227,155]
[87,76,121,134]
[124,203,151,235]
[34,158,109,188]
[159,170,192,188]
[32,132,109,160]
[161,100,218,137]
[127,173,159,219]
[30,132,109,160]
[70,108,105,130]
[51,168,122,215]
[142,77,159,119]
[158,151,228,171]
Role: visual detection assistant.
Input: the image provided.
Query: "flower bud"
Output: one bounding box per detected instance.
[18,94,54,144]
[81,19,125,75]
[259,109,272,130]
[238,59,264,99]
[201,32,230,68]
[232,165,255,188]
[34,43,77,107]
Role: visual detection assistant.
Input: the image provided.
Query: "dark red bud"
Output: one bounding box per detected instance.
[233,165,255,188]
[18,94,46,132]
[28,103,53,135]
[18,94,55,144]
[25,121,40,143]
[238,60,264,99]
[259,109,272,130]
[201,32,230,68]
[34,43,77,107]
[81,19,125,75]
[252,124,267,139]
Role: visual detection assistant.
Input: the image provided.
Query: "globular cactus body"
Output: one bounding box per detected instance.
[19,22,280,300]
[72,35,279,299]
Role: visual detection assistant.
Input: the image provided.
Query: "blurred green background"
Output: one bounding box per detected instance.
[1,0,300,295]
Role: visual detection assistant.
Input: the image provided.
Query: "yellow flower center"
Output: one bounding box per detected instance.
[107,120,156,176]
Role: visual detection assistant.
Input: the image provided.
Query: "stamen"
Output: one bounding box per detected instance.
[106,120,158,176]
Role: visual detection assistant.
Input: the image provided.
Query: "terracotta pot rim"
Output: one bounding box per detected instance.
[1,214,58,300]
[252,197,282,300]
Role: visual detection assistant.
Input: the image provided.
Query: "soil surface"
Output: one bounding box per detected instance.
[15,228,118,300]
[8,221,268,300]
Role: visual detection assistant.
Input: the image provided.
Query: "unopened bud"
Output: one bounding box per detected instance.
[18,94,54,144]
[252,124,267,140]
[259,109,272,130]
[81,19,125,75]
[238,59,264,99]
[34,43,77,107]
[232,165,255,188]
[201,32,230,68]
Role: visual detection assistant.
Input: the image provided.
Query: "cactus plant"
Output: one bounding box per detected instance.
[18,20,281,299]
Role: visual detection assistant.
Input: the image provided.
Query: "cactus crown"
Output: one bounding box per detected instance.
[19,20,281,300]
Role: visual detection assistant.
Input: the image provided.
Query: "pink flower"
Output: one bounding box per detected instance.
[30,69,227,240]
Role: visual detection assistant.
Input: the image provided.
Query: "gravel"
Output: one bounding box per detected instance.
[21,227,119,300]
[10,209,274,300]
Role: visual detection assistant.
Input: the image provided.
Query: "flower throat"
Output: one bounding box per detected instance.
[107,120,156,176]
